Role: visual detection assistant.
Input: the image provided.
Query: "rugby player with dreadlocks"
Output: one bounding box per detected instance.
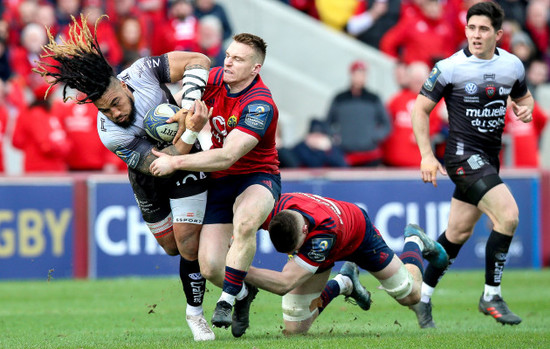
[34,15,215,341]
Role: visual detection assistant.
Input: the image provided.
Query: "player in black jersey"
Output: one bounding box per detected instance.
[409,1,533,327]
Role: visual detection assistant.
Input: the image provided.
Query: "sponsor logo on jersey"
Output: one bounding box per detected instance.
[483,73,496,81]
[465,83,478,95]
[423,67,440,91]
[227,115,237,128]
[499,86,512,95]
[467,154,485,170]
[485,85,496,98]
[244,103,270,130]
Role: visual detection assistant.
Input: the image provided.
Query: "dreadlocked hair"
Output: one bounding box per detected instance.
[33,14,114,103]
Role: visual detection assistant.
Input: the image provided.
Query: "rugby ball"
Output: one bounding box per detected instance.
[143,103,180,143]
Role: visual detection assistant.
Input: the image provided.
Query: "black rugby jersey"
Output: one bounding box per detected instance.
[420,47,528,157]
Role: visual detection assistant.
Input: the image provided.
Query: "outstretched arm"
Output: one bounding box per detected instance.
[245,259,314,296]
[149,128,258,176]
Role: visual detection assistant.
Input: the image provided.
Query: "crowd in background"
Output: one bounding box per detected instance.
[0,0,548,174]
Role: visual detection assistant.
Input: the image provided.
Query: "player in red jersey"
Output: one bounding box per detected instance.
[150,33,280,337]
[243,192,449,335]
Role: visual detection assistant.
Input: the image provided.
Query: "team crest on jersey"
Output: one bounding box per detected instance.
[485,85,496,98]
[307,237,335,262]
[465,83,478,95]
[244,103,270,130]
[455,166,465,177]
[227,115,237,128]
[423,67,440,91]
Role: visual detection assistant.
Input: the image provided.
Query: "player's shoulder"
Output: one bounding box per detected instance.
[208,66,225,86]
[495,47,525,71]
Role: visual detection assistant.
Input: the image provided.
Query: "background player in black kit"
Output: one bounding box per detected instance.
[409,1,534,328]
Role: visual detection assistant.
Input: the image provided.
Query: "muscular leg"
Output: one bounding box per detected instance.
[422,198,481,297]
[477,184,519,303]
[198,223,232,288]
[282,269,331,335]
[219,185,275,304]
[371,255,421,306]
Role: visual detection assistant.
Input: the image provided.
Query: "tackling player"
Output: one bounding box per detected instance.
[149,33,280,337]
[243,192,449,335]
[410,1,533,327]
[34,15,215,341]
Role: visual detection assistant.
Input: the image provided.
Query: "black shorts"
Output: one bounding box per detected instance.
[129,168,208,223]
[444,152,503,206]
[204,172,281,224]
[345,209,395,273]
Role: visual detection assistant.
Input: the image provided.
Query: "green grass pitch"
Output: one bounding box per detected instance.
[1,269,549,349]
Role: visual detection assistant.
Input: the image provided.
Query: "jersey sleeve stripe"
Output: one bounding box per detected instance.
[294,255,319,273]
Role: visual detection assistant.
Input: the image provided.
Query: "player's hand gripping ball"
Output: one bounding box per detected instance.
[143,103,181,143]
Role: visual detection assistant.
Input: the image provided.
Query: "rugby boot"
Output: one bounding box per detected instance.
[231,283,259,337]
[404,224,449,269]
[211,301,233,328]
[478,294,522,325]
[409,301,436,328]
[186,313,215,341]
[339,262,372,311]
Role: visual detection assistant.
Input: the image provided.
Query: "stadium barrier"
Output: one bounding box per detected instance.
[0,169,546,280]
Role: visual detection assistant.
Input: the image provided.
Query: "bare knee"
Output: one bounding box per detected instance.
[199,257,224,287]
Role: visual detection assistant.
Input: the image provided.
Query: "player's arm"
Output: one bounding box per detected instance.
[149,128,258,176]
[245,259,315,296]
[411,94,446,187]
[511,91,534,123]
[165,51,211,143]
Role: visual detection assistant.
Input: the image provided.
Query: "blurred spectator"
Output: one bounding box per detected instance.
[106,0,167,53]
[393,60,409,89]
[526,59,549,92]
[383,61,444,167]
[275,125,299,168]
[12,88,69,173]
[0,19,11,81]
[35,3,58,38]
[117,16,149,69]
[151,0,200,55]
[326,60,391,167]
[380,0,456,67]
[80,1,123,70]
[193,0,233,42]
[9,22,50,95]
[316,0,358,31]
[56,0,82,30]
[510,30,536,68]
[496,0,528,30]
[525,0,549,61]
[292,119,348,168]
[346,0,401,49]
[53,100,126,172]
[198,15,225,67]
[5,0,38,48]
[503,101,548,168]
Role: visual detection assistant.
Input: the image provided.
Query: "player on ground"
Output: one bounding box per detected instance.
[410,1,533,327]
[149,33,280,337]
[243,192,449,335]
[34,15,215,341]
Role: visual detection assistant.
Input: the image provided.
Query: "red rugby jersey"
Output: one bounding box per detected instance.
[263,193,367,273]
[203,67,280,178]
